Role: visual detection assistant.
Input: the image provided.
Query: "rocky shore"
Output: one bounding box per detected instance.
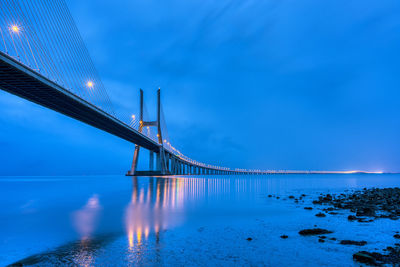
[271,187,400,266]
[312,187,400,221]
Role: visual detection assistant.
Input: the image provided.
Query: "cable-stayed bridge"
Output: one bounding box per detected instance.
[0,1,380,176]
[0,0,261,176]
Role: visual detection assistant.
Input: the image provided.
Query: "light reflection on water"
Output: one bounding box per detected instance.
[73,194,102,240]
[1,174,400,266]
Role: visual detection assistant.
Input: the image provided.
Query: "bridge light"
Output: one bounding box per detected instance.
[163,139,167,143]
[11,25,20,33]
[86,81,94,88]
[131,115,135,120]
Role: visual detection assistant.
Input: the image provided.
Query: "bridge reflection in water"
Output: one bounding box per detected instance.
[123,176,270,249]
[125,177,185,249]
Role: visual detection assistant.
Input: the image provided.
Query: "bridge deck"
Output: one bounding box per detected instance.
[0,52,160,152]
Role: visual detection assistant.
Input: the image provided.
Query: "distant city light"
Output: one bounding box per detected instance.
[11,25,20,33]
[86,81,94,88]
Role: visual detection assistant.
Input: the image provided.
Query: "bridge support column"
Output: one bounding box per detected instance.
[156,152,160,171]
[128,144,140,175]
[174,159,178,174]
[149,151,154,171]
[166,156,170,172]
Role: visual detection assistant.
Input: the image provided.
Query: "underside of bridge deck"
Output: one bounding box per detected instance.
[0,52,160,152]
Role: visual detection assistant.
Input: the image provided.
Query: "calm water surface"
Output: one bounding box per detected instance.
[0,174,399,266]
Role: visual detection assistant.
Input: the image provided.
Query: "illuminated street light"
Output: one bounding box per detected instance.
[11,25,20,33]
[86,81,94,88]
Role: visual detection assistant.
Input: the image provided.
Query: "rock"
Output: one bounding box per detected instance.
[330,237,337,241]
[246,237,252,241]
[289,195,295,199]
[353,252,377,265]
[394,234,400,239]
[267,195,272,197]
[315,212,326,217]
[304,207,313,210]
[318,238,325,243]
[328,212,338,215]
[357,218,374,223]
[280,235,288,239]
[348,215,357,221]
[318,236,326,239]
[340,240,367,246]
[356,207,376,217]
[299,228,333,236]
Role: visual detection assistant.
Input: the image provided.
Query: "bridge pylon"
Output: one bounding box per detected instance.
[127,89,169,176]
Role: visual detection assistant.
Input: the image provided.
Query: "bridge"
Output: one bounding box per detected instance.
[0,2,383,176]
[1,0,274,176]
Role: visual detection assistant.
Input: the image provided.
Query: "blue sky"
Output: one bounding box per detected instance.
[1,0,400,175]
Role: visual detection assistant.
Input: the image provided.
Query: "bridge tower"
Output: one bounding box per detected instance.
[127,89,169,176]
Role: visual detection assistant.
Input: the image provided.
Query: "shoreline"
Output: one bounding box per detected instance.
[271,187,400,265]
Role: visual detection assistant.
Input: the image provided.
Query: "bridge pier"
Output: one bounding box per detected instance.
[149,151,154,171]
[127,89,171,176]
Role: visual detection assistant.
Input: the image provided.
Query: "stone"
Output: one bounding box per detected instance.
[340,240,367,246]
[280,235,288,239]
[356,207,375,217]
[353,252,376,265]
[246,237,252,241]
[315,212,326,217]
[348,215,357,221]
[299,228,333,236]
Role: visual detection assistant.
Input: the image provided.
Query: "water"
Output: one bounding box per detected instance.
[0,174,399,266]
